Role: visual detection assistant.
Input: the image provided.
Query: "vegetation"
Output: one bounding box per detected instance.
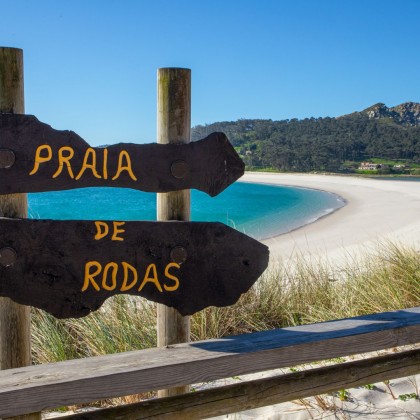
[192,103,420,173]
[32,243,420,363]
[31,243,419,411]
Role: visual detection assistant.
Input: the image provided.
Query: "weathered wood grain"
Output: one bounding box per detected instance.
[0,45,40,420]
[0,307,419,417]
[156,68,191,397]
[0,218,269,318]
[0,114,244,196]
[63,349,420,419]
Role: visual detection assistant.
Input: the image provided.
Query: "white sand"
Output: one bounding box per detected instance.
[207,361,420,419]
[208,172,420,419]
[242,172,420,268]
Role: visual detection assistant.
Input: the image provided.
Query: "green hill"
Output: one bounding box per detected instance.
[191,102,420,173]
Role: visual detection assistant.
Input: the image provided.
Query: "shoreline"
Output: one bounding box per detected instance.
[257,187,347,241]
[242,172,420,267]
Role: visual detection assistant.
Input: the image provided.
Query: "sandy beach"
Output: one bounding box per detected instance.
[242,172,420,268]
[210,172,420,419]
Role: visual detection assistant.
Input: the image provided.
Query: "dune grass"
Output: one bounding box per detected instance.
[31,243,420,364]
[32,295,157,364]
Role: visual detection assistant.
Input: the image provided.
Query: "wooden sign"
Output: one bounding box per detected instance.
[0,218,269,318]
[0,114,244,197]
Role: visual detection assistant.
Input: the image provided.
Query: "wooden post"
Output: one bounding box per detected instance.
[157,68,191,397]
[0,47,40,420]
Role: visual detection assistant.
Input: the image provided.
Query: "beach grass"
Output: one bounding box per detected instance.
[31,242,420,364]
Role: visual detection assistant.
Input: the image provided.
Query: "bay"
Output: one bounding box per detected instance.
[28,182,345,241]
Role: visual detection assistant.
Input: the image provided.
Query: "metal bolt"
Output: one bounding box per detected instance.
[171,160,189,179]
[0,149,15,169]
[170,246,188,264]
[0,247,17,267]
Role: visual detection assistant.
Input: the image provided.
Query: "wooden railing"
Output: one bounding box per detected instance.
[0,307,419,419]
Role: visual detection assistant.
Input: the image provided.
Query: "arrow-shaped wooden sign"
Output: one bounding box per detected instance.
[0,218,269,318]
[0,114,244,196]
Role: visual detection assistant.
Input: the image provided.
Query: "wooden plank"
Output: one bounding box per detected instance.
[0,218,269,318]
[62,349,420,419]
[156,67,191,397]
[0,46,41,420]
[0,307,419,417]
[0,114,244,197]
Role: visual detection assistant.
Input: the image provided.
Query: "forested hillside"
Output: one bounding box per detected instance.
[191,102,420,173]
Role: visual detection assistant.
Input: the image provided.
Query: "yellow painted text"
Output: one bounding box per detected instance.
[94,221,126,241]
[29,145,138,181]
[82,261,181,293]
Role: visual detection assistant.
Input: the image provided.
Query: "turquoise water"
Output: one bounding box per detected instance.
[27,182,345,240]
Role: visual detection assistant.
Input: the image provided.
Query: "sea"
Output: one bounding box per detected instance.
[27,182,345,241]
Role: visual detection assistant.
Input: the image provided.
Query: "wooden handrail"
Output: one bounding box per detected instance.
[0,307,419,417]
[64,349,420,419]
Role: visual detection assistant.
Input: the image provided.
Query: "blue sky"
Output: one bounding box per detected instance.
[1,0,420,146]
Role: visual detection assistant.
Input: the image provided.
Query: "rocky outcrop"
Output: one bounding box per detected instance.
[362,102,420,126]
